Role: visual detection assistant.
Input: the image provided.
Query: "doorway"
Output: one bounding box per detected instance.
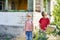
[17,0,27,10]
[10,0,27,10]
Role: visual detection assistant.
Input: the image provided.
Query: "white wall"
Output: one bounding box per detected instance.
[0,12,33,37]
[33,12,42,32]
[0,12,27,26]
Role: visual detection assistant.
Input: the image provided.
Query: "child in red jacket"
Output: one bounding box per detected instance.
[39,12,50,31]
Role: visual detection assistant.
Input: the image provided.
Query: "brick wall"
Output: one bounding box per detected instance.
[0,12,28,37]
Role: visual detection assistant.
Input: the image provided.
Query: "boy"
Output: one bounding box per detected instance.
[39,12,50,31]
[39,12,50,40]
[25,14,33,40]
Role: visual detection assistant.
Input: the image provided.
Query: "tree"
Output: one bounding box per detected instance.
[53,0,60,36]
[53,0,60,25]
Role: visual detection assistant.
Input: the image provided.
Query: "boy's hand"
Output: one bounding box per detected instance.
[45,27,47,30]
[47,25,50,27]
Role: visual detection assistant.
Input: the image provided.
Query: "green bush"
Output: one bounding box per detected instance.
[52,0,60,36]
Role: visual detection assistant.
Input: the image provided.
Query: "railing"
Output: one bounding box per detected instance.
[0,10,33,12]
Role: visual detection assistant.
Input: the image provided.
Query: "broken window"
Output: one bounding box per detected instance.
[11,2,15,10]
[0,0,5,11]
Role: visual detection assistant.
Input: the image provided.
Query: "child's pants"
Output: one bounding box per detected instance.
[26,31,32,40]
[39,30,47,40]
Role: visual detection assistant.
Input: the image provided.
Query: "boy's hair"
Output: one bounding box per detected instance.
[41,11,47,16]
[42,11,45,16]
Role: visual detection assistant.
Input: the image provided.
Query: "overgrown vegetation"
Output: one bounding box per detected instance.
[33,0,60,40]
[52,0,60,36]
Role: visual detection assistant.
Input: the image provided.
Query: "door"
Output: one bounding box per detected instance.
[18,0,27,10]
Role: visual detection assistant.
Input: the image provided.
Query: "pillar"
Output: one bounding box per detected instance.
[40,0,44,12]
[5,0,8,11]
[28,0,33,11]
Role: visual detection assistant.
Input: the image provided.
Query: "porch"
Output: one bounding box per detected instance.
[0,0,33,12]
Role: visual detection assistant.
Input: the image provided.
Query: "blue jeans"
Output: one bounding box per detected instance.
[26,31,32,40]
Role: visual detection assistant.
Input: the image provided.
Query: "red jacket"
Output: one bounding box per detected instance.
[39,18,50,31]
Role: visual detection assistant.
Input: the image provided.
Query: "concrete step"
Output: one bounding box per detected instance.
[11,35,26,40]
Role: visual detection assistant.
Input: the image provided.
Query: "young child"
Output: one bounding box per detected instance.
[39,12,50,40]
[25,14,33,40]
[39,11,50,31]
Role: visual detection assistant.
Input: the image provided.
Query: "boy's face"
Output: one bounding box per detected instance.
[43,13,47,17]
[27,16,31,20]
